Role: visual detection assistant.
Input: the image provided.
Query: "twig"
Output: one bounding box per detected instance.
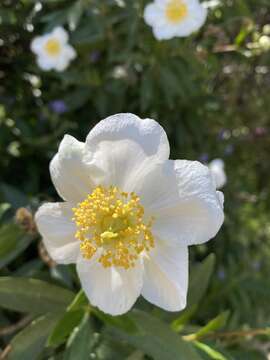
[0,345,11,360]
[0,315,32,336]
[205,328,270,339]
[183,328,270,342]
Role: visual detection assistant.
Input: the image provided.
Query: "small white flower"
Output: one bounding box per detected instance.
[209,159,227,189]
[31,27,76,72]
[143,0,207,40]
[35,113,224,315]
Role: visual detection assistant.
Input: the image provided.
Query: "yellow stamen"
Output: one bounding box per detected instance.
[44,38,61,56]
[165,0,188,24]
[72,186,155,269]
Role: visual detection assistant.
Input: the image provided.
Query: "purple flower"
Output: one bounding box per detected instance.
[49,100,68,114]
[218,129,230,140]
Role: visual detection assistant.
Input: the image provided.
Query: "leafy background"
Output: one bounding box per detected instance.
[1,0,270,359]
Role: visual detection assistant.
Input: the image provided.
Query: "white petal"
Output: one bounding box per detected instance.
[153,24,176,40]
[142,243,188,311]
[77,258,143,315]
[54,46,76,71]
[143,3,164,26]
[209,159,227,189]
[175,2,207,36]
[50,135,96,203]
[135,160,224,246]
[52,26,69,43]
[36,56,54,71]
[35,202,79,264]
[65,45,77,60]
[84,113,170,190]
[31,36,44,54]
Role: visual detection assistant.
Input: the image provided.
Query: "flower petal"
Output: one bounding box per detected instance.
[135,160,224,246]
[52,26,68,43]
[209,159,227,189]
[35,202,79,264]
[50,135,96,203]
[84,113,170,190]
[142,243,188,311]
[77,258,143,315]
[144,3,164,26]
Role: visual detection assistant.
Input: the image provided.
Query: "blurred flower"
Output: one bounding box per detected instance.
[49,100,68,114]
[218,129,231,140]
[35,113,224,315]
[258,35,270,51]
[112,65,128,79]
[254,127,267,137]
[209,159,227,189]
[31,27,76,72]
[143,0,207,40]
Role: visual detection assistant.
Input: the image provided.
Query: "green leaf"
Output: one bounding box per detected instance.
[107,310,203,360]
[0,223,33,269]
[0,203,10,220]
[67,289,88,312]
[67,0,85,31]
[0,277,74,314]
[192,311,230,340]
[171,305,197,332]
[64,313,95,360]
[94,309,138,334]
[8,313,60,360]
[48,309,85,347]
[187,254,216,308]
[194,341,228,360]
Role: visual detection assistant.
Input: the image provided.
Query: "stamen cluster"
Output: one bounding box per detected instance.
[72,186,155,269]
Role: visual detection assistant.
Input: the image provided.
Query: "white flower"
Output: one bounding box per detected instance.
[31,27,76,72]
[35,113,224,316]
[209,159,227,189]
[144,0,207,40]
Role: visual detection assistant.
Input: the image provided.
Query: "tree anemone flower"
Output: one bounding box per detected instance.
[31,27,76,72]
[143,0,207,40]
[35,113,224,315]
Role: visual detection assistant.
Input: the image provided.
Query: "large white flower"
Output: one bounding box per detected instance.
[35,113,224,315]
[209,159,227,189]
[144,0,207,40]
[31,27,76,72]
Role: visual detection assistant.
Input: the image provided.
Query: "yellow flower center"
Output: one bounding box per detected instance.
[165,0,188,24]
[72,186,155,269]
[44,38,61,56]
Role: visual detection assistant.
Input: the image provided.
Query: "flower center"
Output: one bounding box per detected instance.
[72,186,155,269]
[165,0,188,24]
[44,38,61,56]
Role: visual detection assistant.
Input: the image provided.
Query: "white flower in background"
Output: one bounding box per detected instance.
[209,159,227,189]
[144,0,207,40]
[31,27,76,72]
[35,113,224,315]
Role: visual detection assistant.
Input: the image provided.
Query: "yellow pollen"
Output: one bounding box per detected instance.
[44,38,61,56]
[72,186,155,269]
[165,0,188,23]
